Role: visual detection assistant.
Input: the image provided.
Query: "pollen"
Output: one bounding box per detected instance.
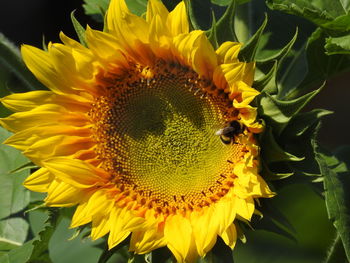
[88,60,247,215]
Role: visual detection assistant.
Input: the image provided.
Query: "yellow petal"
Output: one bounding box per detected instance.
[1,91,53,112]
[220,223,237,249]
[23,168,53,192]
[215,196,237,235]
[48,43,94,86]
[107,0,149,45]
[107,206,146,249]
[235,197,255,220]
[45,179,84,207]
[146,0,169,24]
[43,158,109,188]
[1,90,91,113]
[191,207,218,256]
[0,105,88,133]
[167,2,189,36]
[21,45,74,94]
[91,213,111,240]
[164,214,193,262]
[24,135,94,164]
[130,228,166,254]
[59,31,86,50]
[173,31,217,77]
[191,33,218,77]
[4,125,91,152]
[71,199,93,227]
[84,189,114,220]
[85,26,127,68]
[220,63,245,90]
[216,41,242,64]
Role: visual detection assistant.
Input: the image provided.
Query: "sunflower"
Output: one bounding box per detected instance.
[0,0,273,261]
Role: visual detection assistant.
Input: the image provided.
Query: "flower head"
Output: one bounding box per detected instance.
[0,0,273,261]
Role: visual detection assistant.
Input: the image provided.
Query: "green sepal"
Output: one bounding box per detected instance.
[258,87,321,135]
[261,160,294,180]
[257,28,298,63]
[201,239,234,263]
[41,35,48,52]
[253,60,278,94]
[254,29,298,95]
[284,120,322,180]
[0,33,45,91]
[98,237,130,263]
[71,11,88,47]
[238,14,267,62]
[314,144,350,262]
[260,127,304,164]
[282,109,333,138]
[9,161,38,174]
[214,0,238,44]
[206,11,219,50]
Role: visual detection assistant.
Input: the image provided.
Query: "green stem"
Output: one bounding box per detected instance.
[324,234,347,263]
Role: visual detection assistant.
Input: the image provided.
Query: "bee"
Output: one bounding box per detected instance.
[215,120,244,145]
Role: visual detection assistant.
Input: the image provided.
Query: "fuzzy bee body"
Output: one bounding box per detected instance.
[215,120,244,145]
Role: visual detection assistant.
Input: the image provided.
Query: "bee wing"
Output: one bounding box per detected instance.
[215,128,224,136]
[215,126,234,136]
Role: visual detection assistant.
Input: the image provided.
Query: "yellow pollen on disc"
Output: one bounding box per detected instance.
[89,61,246,214]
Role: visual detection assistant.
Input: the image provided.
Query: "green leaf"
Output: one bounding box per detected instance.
[125,0,147,16]
[28,208,60,263]
[258,87,321,135]
[266,0,349,30]
[239,14,268,62]
[0,33,45,91]
[0,127,30,250]
[314,145,350,262]
[286,28,350,99]
[322,13,350,32]
[0,241,34,263]
[0,218,29,251]
[71,11,88,47]
[83,0,109,21]
[325,34,350,55]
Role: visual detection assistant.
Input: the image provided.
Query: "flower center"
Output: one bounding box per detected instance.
[89,61,247,214]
